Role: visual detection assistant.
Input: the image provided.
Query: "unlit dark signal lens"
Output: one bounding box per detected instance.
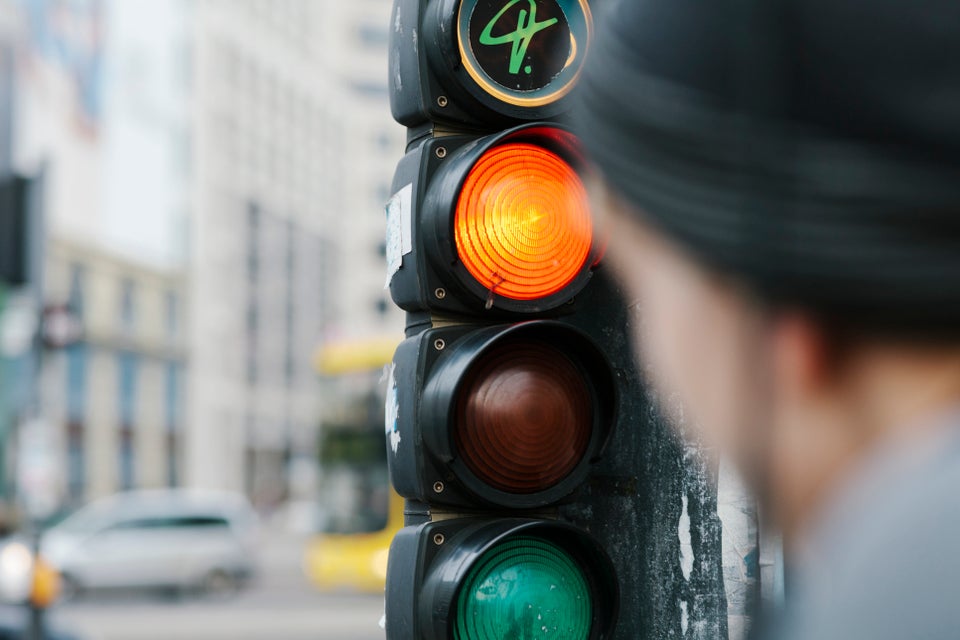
[454,340,593,494]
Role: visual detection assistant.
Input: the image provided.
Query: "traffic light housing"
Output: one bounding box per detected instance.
[385,1,620,638]
[384,1,732,638]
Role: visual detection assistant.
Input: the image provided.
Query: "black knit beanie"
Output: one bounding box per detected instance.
[574,0,960,339]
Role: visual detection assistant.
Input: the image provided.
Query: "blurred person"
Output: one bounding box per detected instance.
[575,0,960,638]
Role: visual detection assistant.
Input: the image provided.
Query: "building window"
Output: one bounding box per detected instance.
[119,428,134,491]
[117,352,138,426]
[246,347,258,385]
[375,131,391,150]
[65,344,87,423]
[247,250,260,284]
[65,342,86,500]
[119,278,136,333]
[165,361,181,486]
[285,219,296,388]
[246,201,260,282]
[350,81,388,98]
[67,263,86,319]
[246,201,261,386]
[117,352,138,490]
[163,360,181,487]
[166,434,178,488]
[164,291,179,340]
[357,23,389,48]
[284,353,295,387]
[67,421,84,502]
[164,362,181,432]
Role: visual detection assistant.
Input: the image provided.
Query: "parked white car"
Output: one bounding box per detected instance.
[40,489,258,599]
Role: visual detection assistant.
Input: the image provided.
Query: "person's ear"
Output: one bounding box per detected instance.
[769,312,837,402]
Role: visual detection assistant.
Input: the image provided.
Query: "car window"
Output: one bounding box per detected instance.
[107,516,230,531]
[173,516,230,528]
[56,503,117,534]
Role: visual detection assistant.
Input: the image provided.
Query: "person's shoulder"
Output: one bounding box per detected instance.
[787,436,960,640]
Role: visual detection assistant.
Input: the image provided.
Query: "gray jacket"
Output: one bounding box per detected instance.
[774,410,960,640]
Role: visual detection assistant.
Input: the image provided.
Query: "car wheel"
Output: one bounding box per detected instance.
[200,569,239,600]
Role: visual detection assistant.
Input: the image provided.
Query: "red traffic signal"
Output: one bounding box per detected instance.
[388,125,601,315]
[455,140,593,302]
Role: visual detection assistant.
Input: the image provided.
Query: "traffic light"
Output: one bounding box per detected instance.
[384,2,730,639]
[0,174,29,286]
[385,2,621,638]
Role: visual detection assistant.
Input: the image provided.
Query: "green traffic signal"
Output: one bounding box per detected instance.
[454,534,592,640]
[387,518,617,640]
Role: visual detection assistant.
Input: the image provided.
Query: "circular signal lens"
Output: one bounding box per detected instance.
[455,142,592,302]
[456,0,593,108]
[454,340,593,494]
[454,535,592,640]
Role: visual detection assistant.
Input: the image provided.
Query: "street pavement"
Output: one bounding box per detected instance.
[45,530,386,640]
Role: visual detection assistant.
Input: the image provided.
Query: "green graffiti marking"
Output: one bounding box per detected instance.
[479,0,559,75]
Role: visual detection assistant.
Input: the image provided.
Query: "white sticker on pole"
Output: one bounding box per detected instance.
[385,363,401,454]
[384,183,413,288]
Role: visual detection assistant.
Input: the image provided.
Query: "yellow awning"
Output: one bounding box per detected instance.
[314,336,401,375]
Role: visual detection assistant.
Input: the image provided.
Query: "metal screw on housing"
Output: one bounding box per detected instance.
[435,147,447,159]
[434,339,445,351]
[434,288,446,299]
[437,96,449,107]
[433,533,445,546]
[433,481,445,493]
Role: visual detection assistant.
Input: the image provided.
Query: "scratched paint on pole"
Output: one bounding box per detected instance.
[558,273,732,640]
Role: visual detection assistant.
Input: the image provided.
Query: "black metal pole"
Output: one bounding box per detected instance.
[22,168,47,640]
[25,525,44,640]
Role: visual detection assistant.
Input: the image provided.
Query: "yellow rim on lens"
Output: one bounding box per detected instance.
[456,0,593,108]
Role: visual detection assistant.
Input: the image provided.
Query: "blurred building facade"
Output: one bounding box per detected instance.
[314,1,406,340]
[43,238,187,503]
[3,0,190,507]
[1,0,404,512]
[188,0,336,503]
[0,2,15,173]
[187,0,403,505]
